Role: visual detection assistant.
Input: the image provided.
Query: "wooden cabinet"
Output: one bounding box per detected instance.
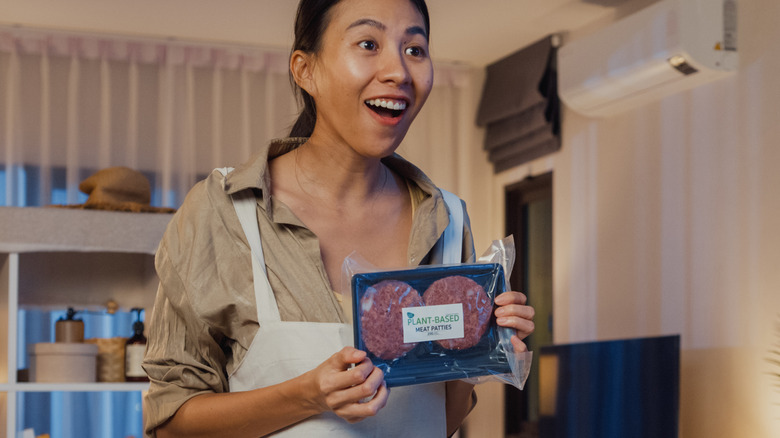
[0,207,172,437]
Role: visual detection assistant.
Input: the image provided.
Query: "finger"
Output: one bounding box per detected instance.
[321,356,375,395]
[336,376,390,422]
[327,348,369,379]
[315,349,371,397]
[494,291,527,306]
[333,347,367,369]
[495,315,535,337]
[327,366,386,411]
[511,336,529,352]
[348,358,377,386]
[494,304,535,320]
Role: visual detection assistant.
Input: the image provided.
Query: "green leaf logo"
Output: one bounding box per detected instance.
[407,312,414,318]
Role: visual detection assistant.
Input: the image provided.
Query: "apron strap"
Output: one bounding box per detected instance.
[216,167,282,322]
[216,168,464,322]
[440,189,464,264]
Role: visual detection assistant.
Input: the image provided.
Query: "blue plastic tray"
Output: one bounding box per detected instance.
[351,263,513,387]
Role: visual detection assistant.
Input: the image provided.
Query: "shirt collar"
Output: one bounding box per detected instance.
[220,137,454,265]
[221,137,444,205]
[221,137,304,197]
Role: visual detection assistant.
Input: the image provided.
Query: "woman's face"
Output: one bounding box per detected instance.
[302,0,433,159]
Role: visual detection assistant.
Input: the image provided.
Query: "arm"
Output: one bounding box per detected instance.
[445,380,476,437]
[146,173,393,437]
[156,347,389,438]
[146,201,389,436]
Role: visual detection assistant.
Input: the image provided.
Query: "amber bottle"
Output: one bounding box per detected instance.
[125,308,149,382]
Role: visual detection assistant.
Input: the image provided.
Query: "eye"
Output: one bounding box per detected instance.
[405,46,426,58]
[359,40,377,51]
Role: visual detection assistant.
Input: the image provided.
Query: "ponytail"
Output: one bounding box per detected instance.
[289,86,317,137]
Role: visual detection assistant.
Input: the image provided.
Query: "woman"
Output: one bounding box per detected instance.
[142,0,535,436]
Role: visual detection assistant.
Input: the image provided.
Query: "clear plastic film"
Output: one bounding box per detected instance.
[341,236,532,390]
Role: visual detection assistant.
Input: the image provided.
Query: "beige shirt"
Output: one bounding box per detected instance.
[142,138,475,435]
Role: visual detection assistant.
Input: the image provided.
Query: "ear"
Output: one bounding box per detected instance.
[290,50,317,97]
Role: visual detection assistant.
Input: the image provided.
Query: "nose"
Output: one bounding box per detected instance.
[377,49,411,85]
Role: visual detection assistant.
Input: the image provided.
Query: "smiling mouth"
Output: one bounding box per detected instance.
[365,99,407,118]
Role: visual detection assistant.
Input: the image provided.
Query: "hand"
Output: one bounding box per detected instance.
[305,347,389,423]
[494,291,535,352]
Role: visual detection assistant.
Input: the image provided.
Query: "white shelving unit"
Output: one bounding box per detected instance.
[0,207,173,437]
[0,382,151,392]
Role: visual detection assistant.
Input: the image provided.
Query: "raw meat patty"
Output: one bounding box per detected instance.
[360,280,424,360]
[423,275,492,350]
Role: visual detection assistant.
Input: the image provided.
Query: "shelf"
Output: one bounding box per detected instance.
[0,207,173,254]
[2,206,166,436]
[0,382,149,392]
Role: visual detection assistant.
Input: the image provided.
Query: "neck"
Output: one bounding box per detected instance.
[294,140,391,206]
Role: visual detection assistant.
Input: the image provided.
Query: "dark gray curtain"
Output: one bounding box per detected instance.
[477,35,561,173]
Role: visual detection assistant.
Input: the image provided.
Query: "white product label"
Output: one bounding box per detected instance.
[125,344,146,377]
[402,303,464,343]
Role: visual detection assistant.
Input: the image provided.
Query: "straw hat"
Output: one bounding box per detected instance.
[58,167,176,213]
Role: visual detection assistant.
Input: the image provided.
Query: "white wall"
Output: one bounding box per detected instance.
[496,0,780,435]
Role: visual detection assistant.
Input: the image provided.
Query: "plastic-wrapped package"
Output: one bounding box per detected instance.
[343,236,532,389]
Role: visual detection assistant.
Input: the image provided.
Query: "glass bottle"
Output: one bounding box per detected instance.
[125,308,149,382]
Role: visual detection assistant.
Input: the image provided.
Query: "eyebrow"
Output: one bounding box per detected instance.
[347,18,428,40]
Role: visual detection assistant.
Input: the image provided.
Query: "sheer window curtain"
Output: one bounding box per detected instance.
[399,64,476,194]
[0,24,481,209]
[0,25,297,208]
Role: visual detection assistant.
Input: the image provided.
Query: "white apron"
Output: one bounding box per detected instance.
[221,168,463,437]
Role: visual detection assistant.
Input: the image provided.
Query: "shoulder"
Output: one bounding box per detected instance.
[384,154,476,263]
[162,171,237,249]
[156,169,250,299]
[155,169,256,334]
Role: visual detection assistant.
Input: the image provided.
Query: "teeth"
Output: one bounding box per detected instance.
[366,99,407,111]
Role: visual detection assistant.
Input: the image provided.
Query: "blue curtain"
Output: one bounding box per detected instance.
[0,165,174,208]
[17,308,145,438]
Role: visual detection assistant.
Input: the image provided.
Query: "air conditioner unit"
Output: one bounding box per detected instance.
[558,0,738,118]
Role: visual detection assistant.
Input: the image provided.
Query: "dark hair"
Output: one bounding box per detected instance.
[288,0,430,137]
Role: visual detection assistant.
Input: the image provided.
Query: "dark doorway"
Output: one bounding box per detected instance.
[504,172,553,438]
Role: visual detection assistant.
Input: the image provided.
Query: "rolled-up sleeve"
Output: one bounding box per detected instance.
[141,174,253,437]
[142,236,231,436]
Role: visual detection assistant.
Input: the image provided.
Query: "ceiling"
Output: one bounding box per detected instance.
[427,0,620,65]
[1,0,646,67]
